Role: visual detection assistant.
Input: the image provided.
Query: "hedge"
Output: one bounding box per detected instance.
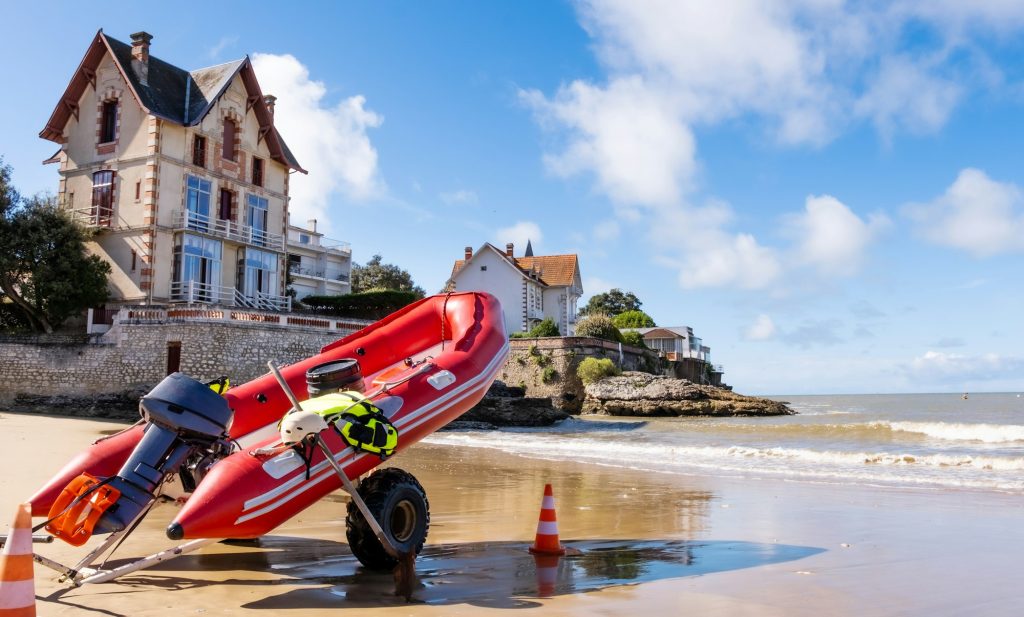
[300,290,422,320]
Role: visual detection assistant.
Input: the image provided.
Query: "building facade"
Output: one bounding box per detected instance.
[286,218,352,301]
[448,242,583,336]
[40,30,305,312]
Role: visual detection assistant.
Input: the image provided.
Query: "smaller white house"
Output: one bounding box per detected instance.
[286,218,352,301]
[448,242,583,336]
[620,326,710,362]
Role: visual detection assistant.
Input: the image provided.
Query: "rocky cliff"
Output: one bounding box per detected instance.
[448,380,570,429]
[583,372,793,417]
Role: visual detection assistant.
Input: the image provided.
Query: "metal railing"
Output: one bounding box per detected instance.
[71,207,113,228]
[169,280,291,312]
[288,266,351,284]
[176,210,285,251]
[112,306,370,333]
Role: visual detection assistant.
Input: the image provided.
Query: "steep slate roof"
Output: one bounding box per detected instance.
[40,30,305,173]
[450,243,580,288]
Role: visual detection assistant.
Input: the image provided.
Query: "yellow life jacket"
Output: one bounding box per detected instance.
[299,391,399,458]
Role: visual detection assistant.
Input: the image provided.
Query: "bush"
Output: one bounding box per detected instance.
[541,366,558,383]
[621,330,648,348]
[574,314,623,343]
[612,310,656,328]
[577,357,621,385]
[301,290,421,320]
[511,318,561,338]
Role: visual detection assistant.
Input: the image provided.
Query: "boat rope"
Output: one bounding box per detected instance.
[441,291,453,351]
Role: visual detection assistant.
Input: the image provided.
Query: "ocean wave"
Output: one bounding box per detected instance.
[502,417,647,434]
[425,432,1024,472]
[888,421,1024,444]
[722,445,1024,470]
[681,420,1024,444]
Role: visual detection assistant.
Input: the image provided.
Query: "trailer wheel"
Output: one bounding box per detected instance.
[345,467,429,571]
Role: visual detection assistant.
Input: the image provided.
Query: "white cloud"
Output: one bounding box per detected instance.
[788,194,889,276]
[496,221,543,254]
[905,168,1024,257]
[745,314,777,341]
[439,189,478,205]
[677,232,782,290]
[522,76,696,208]
[854,55,961,139]
[907,350,1024,381]
[251,53,384,233]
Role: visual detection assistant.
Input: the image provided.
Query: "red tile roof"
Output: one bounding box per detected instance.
[450,245,579,288]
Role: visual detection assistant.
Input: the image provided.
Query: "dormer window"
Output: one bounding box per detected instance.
[222,119,237,161]
[100,100,118,143]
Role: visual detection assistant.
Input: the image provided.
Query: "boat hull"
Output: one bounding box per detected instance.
[29,292,507,539]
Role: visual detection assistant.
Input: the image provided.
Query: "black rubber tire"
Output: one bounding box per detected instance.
[345,467,429,571]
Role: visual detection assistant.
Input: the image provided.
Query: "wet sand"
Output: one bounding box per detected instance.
[2,411,1023,616]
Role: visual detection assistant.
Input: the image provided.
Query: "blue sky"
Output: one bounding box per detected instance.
[3,1,1023,395]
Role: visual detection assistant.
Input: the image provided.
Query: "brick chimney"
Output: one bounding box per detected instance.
[264,94,277,116]
[130,31,153,86]
[505,243,514,257]
[464,246,472,261]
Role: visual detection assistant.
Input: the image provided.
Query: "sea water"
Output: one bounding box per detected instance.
[424,393,1024,493]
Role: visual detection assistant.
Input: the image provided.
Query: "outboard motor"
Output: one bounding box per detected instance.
[91,373,234,534]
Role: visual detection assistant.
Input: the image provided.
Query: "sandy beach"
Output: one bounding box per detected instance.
[2,410,1022,616]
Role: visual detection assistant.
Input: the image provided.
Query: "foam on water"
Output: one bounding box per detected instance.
[424,428,1024,492]
[888,421,1024,444]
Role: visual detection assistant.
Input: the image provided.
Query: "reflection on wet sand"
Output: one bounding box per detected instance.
[228,538,821,608]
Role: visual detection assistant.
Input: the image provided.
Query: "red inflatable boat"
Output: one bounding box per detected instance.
[28,291,508,581]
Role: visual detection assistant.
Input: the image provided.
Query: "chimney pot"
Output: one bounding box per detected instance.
[307,218,317,233]
[506,243,514,257]
[129,31,153,86]
[464,246,472,261]
[264,94,277,116]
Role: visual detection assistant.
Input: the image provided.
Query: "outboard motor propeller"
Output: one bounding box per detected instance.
[91,373,234,534]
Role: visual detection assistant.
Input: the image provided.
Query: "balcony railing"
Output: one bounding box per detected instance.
[170,280,292,312]
[176,210,285,251]
[288,266,351,284]
[71,207,113,228]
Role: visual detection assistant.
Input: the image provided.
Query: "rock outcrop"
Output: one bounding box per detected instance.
[583,372,793,417]
[446,380,570,429]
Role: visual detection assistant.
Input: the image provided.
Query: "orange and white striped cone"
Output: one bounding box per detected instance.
[0,503,36,617]
[528,484,565,555]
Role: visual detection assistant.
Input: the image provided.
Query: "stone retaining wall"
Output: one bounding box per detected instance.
[500,337,662,412]
[0,319,362,405]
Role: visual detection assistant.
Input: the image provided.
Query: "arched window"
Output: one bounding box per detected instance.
[222,119,237,161]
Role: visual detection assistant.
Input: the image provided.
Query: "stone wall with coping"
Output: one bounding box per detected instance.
[500,337,662,412]
[0,319,359,404]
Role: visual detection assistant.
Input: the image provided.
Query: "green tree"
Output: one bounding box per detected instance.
[351,254,425,297]
[620,330,648,348]
[579,288,643,317]
[0,160,110,333]
[612,309,656,328]
[574,314,623,343]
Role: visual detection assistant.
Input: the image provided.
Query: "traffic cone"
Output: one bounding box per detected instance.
[528,484,565,555]
[0,503,36,617]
